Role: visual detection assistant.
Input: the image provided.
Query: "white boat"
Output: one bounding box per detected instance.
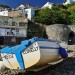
[0,37,68,71]
[0,54,7,71]
[0,61,6,71]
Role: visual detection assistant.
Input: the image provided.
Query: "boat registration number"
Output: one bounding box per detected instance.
[4,54,14,59]
[23,46,38,54]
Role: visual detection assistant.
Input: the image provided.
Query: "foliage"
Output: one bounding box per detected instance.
[33,8,52,25]
[68,3,75,24]
[69,10,75,24]
[33,3,75,25]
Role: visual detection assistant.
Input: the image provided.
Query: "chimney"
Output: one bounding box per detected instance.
[25,3,30,8]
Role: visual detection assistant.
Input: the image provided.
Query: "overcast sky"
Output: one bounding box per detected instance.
[0,0,64,8]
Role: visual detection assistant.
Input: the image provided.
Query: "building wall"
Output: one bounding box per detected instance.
[8,10,22,17]
[31,8,35,18]
[23,8,35,20]
[42,2,53,9]
[0,10,8,16]
[0,16,28,45]
[0,16,28,37]
[25,8,32,20]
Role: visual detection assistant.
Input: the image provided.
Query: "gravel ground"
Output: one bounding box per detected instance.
[23,58,75,75]
[1,58,75,75]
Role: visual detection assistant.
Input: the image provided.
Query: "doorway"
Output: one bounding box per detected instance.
[68,31,75,45]
[0,37,4,45]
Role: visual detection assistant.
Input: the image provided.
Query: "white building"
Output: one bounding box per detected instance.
[0,10,8,16]
[42,2,53,9]
[0,4,9,16]
[63,0,75,5]
[23,4,35,20]
[18,4,25,9]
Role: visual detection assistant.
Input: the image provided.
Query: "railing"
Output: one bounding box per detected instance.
[0,21,27,27]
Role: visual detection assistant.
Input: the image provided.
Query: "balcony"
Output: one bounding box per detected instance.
[0,21,27,28]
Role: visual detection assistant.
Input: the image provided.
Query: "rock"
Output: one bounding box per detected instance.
[46,24,71,43]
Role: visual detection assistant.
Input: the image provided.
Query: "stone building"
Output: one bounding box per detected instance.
[8,10,22,17]
[0,16,28,46]
[46,24,75,45]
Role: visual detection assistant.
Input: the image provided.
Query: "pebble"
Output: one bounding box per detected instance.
[1,58,75,75]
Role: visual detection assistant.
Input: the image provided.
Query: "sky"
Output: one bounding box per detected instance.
[0,0,64,8]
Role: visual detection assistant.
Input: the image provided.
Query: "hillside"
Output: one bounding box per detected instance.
[33,3,75,25]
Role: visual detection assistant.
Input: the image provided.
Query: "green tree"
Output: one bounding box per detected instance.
[69,10,75,24]
[56,10,71,24]
[67,3,75,25]
[33,4,74,25]
[52,4,67,11]
[33,7,71,25]
[33,8,52,25]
